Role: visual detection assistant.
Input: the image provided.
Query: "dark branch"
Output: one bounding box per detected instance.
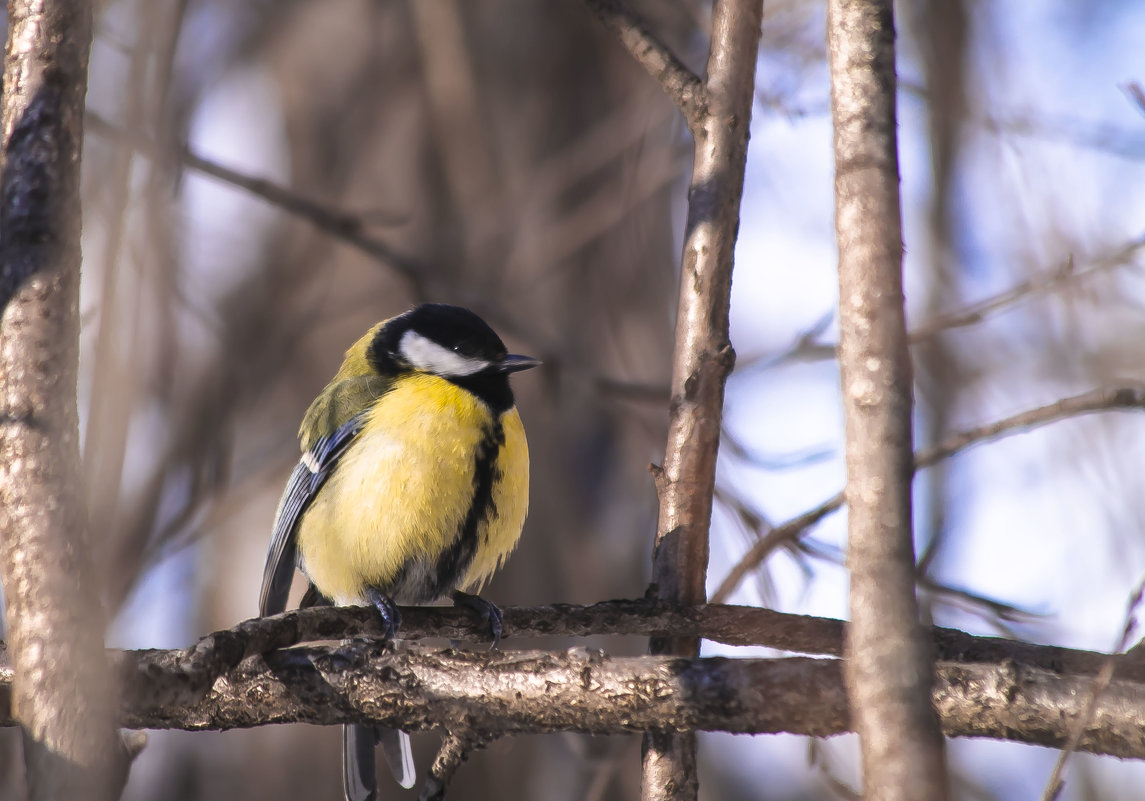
[75,600,1145,704]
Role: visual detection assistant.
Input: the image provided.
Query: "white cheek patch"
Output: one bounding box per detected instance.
[399,330,490,377]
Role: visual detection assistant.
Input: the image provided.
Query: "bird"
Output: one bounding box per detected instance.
[259,303,538,801]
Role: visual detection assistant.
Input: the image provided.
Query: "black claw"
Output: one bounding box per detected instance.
[452,591,503,649]
[365,588,402,640]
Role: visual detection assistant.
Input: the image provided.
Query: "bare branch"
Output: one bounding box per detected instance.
[711,492,845,603]
[8,602,1145,766]
[906,234,1145,343]
[7,642,1131,760]
[630,0,762,796]
[712,384,1145,603]
[746,235,1145,373]
[580,0,705,128]
[173,600,1145,685]
[84,113,425,282]
[419,729,492,801]
[0,1,122,798]
[1039,581,1145,801]
[831,0,948,793]
[914,385,1145,468]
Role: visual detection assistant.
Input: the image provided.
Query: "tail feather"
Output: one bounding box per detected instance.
[343,724,414,801]
[380,728,415,789]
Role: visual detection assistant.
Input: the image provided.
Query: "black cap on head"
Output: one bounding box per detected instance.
[369,304,507,370]
[367,304,537,411]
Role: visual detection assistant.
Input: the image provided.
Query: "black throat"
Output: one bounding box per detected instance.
[447,371,515,415]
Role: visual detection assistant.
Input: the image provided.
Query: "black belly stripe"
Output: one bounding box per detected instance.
[424,416,505,599]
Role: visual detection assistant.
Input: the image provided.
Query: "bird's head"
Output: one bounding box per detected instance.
[369,304,540,378]
[354,304,540,411]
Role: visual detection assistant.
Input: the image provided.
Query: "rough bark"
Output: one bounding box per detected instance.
[636,0,762,798]
[0,1,119,798]
[88,599,1145,688]
[827,0,949,798]
[0,642,1125,761]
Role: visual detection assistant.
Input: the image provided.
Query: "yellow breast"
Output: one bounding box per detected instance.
[295,372,529,605]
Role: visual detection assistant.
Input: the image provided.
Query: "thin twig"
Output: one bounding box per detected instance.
[915,385,1145,468]
[1039,579,1145,801]
[711,384,1145,603]
[580,0,705,129]
[84,113,425,281]
[907,234,1145,342]
[745,235,1145,373]
[711,492,844,603]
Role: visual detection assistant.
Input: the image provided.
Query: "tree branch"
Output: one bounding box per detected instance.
[580,0,705,129]
[84,113,425,283]
[0,641,1127,760]
[92,600,1145,734]
[419,728,491,801]
[906,234,1145,343]
[828,1,949,796]
[711,383,1145,603]
[0,1,121,798]
[626,0,762,797]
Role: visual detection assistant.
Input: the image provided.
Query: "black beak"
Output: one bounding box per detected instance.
[498,354,542,373]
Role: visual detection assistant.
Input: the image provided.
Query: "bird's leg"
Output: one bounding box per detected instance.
[365,588,402,640]
[451,591,503,649]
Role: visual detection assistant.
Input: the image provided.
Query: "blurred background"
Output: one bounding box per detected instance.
[1,0,1144,799]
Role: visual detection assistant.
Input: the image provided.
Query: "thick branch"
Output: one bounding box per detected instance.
[0,1,120,798]
[1,605,1141,761]
[0,643,1121,761]
[638,0,762,796]
[829,0,948,797]
[648,0,759,648]
[419,728,490,801]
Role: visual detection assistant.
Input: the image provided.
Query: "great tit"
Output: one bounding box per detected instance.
[259,303,538,801]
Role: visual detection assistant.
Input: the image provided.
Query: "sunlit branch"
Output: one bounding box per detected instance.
[1,637,1135,759]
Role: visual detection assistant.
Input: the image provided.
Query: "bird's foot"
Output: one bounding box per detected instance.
[451,591,503,649]
[365,588,402,640]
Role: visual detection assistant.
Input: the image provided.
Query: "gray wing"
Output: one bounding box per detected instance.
[259,414,367,616]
